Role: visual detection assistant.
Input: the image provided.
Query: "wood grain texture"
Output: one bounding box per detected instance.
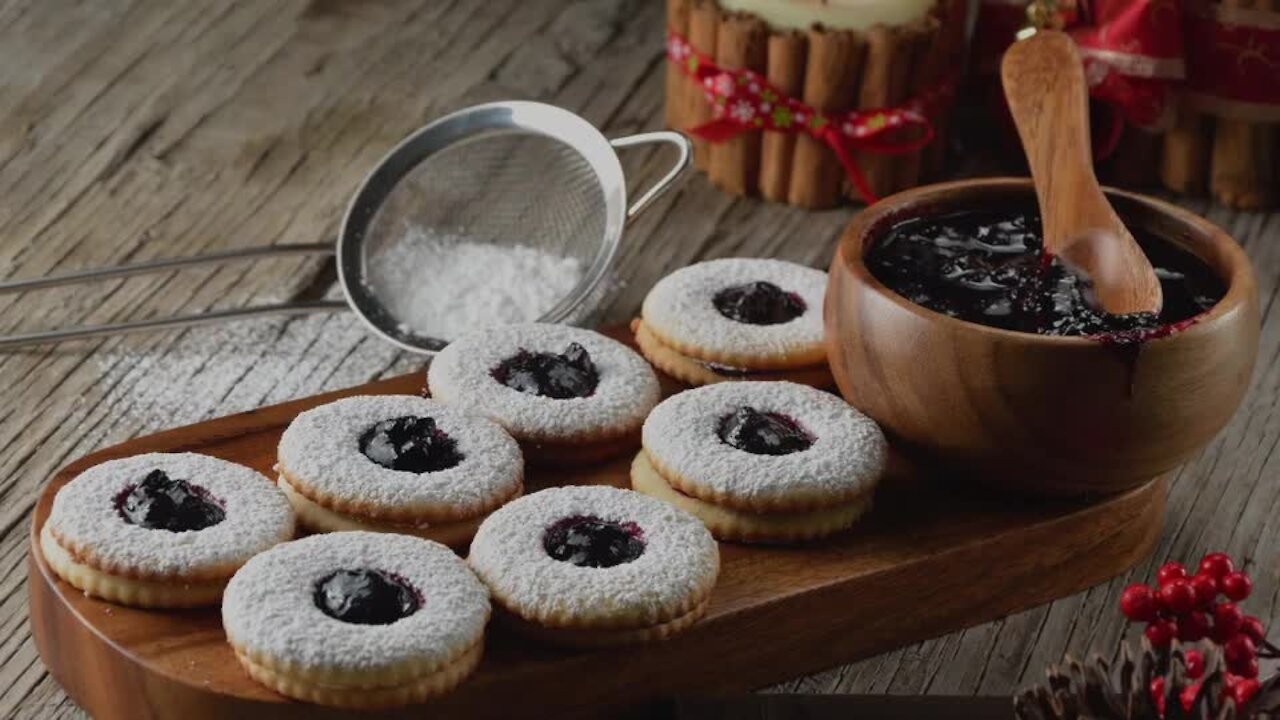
[28,358,1165,719]
[1001,31,1164,316]
[827,179,1258,497]
[1,1,1279,718]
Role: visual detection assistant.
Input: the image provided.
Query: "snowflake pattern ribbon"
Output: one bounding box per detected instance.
[669,32,951,205]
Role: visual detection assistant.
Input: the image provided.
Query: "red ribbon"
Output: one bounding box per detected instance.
[668,32,952,204]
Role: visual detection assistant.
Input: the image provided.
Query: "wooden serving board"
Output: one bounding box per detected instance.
[28,340,1166,720]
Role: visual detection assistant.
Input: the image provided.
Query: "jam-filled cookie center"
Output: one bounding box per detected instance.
[359,415,463,473]
[718,406,814,456]
[115,469,226,532]
[713,281,807,325]
[313,568,423,625]
[542,515,645,568]
[491,342,599,399]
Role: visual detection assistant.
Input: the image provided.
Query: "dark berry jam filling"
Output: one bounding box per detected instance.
[718,406,814,456]
[542,515,645,568]
[702,361,754,378]
[359,415,463,473]
[313,568,422,625]
[865,208,1225,338]
[115,470,225,532]
[491,342,599,399]
[713,281,807,325]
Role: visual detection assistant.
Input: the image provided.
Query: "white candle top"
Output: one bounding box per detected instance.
[716,0,936,31]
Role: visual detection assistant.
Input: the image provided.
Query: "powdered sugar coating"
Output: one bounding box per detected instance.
[642,382,887,506]
[277,395,522,518]
[641,258,827,359]
[427,324,660,442]
[222,532,489,672]
[47,453,294,579]
[468,486,718,626]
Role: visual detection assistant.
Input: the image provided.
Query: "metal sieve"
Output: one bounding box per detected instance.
[0,101,691,353]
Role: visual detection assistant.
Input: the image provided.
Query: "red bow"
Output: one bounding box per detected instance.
[669,32,952,204]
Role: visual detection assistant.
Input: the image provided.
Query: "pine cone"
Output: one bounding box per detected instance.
[1013,640,1246,720]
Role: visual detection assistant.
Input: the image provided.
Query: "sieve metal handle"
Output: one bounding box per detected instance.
[0,300,347,350]
[0,243,342,349]
[609,131,692,220]
[0,243,335,294]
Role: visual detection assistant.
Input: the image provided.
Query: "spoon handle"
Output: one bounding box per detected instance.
[1001,31,1163,315]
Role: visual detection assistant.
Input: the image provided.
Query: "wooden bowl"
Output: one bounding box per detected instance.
[825,178,1259,497]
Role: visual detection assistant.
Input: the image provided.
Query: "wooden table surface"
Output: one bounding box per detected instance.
[1,1,1277,717]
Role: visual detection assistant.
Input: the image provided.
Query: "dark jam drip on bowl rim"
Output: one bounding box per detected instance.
[115,470,226,532]
[542,516,645,568]
[491,342,599,399]
[314,568,422,625]
[713,281,807,325]
[864,208,1225,342]
[718,406,815,456]
[360,415,463,473]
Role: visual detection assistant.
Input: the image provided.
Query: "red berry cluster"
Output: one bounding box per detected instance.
[1120,553,1266,681]
[1149,650,1262,715]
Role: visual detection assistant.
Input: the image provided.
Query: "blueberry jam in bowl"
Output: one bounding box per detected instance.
[826,179,1258,497]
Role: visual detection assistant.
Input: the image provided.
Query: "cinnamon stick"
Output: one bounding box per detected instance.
[787,28,865,209]
[686,0,721,171]
[1209,0,1277,209]
[665,0,694,131]
[709,14,768,195]
[894,17,942,191]
[758,31,807,202]
[1162,109,1212,195]
[854,25,915,200]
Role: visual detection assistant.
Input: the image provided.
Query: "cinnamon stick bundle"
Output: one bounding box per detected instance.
[665,0,693,131]
[787,28,865,209]
[758,31,807,202]
[686,0,721,171]
[665,0,957,207]
[709,14,768,195]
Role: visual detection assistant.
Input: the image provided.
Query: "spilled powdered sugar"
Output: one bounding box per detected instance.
[90,302,424,435]
[366,226,585,342]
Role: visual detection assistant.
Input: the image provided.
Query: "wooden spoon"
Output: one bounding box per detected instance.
[1001,30,1163,316]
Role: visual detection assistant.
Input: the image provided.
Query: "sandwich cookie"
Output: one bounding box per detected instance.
[633,381,886,543]
[635,258,833,387]
[41,452,294,608]
[277,395,523,548]
[468,485,719,648]
[427,324,661,464]
[223,531,490,709]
